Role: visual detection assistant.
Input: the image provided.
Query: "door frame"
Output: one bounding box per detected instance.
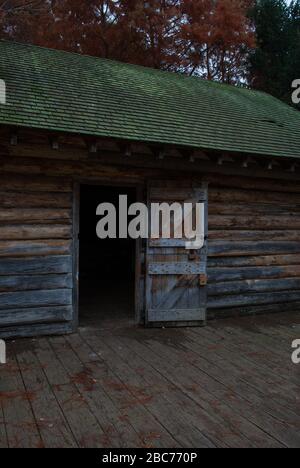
[72,180,145,331]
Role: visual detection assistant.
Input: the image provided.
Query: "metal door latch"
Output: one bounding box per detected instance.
[199,274,207,286]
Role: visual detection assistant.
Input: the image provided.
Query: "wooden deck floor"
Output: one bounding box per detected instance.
[0,312,300,448]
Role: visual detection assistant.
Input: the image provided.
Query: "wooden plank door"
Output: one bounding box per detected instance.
[146,181,208,327]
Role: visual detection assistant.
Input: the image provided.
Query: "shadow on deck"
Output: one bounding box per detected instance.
[0,312,300,448]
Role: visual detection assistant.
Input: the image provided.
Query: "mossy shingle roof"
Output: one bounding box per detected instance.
[1,40,300,159]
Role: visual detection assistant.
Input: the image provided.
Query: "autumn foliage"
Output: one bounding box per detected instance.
[0,0,255,84]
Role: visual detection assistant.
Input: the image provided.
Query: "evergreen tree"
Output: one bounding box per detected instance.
[249,0,300,107]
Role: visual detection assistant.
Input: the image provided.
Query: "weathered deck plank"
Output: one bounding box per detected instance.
[1,312,299,448]
[185,330,300,445]
[0,350,42,448]
[33,338,106,448]
[0,403,8,448]
[66,333,184,448]
[125,332,282,448]
[49,335,146,448]
[97,334,236,448]
[77,332,216,448]
[188,328,300,417]
[12,341,77,448]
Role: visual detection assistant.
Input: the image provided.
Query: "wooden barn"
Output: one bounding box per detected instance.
[1,40,300,339]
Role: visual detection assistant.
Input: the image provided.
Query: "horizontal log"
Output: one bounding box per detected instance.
[0,274,73,292]
[208,301,300,319]
[3,147,300,185]
[209,202,300,215]
[208,254,300,268]
[208,265,300,283]
[0,322,73,339]
[0,240,72,257]
[209,188,300,204]
[10,143,85,161]
[0,305,73,326]
[0,208,71,223]
[208,174,300,193]
[0,255,72,275]
[209,215,300,230]
[208,278,300,296]
[0,157,145,184]
[0,191,72,209]
[208,290,300,309]
[0,289,72,310]
[208,230,300,242]
[2,148,300,198]
[209,241,300,257]
[0,225,72,240]
[149,188,206,201]
[0,173,72,192]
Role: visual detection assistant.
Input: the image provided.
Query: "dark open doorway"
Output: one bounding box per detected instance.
[79,184,137,329]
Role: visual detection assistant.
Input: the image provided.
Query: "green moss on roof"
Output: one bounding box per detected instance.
[1,40,300,159]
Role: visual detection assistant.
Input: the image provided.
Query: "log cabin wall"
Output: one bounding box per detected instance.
[0,173,74,337]
[207,182,300,319]
[0,129,300,337]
